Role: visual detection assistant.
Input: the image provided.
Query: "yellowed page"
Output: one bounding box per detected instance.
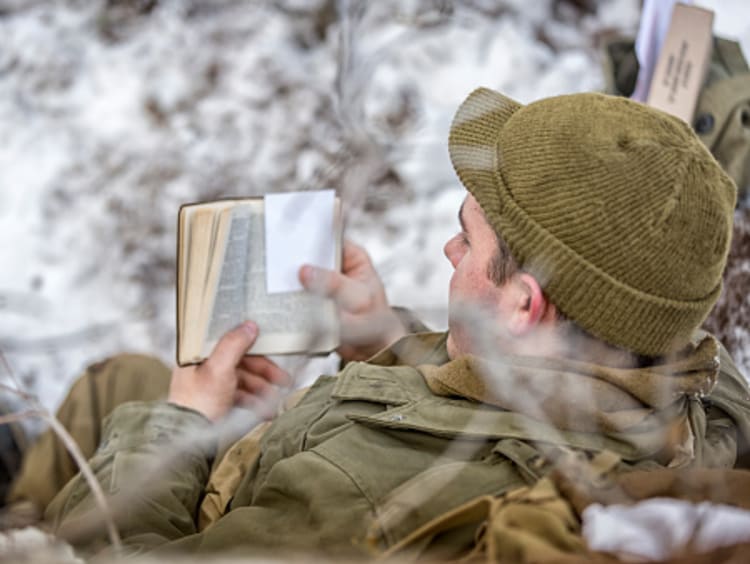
[180,208,219,363]
[194,207,234,358]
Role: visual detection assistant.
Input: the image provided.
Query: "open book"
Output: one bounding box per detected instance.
[177,197,341,366]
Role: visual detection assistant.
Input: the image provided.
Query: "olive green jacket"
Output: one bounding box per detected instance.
[47,332,750,559]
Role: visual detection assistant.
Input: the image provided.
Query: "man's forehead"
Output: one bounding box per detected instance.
[457,195,470,231]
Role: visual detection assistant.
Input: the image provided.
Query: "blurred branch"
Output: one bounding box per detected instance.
[0,410,43,426]
[0,348,26,394]
[334,0,401,210]
[0,350,122,552]
[40,412,122,553]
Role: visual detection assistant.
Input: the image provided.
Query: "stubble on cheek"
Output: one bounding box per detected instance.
[446,299,473,359]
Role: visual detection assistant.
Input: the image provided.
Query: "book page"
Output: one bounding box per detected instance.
[201,203,338,357]
[199,207,234,345]
[204,206,254,347]
[177,206,187,336]
[181,208,219,360]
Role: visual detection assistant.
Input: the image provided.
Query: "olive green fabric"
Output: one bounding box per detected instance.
[5,306,428,523]
[45,332,750,559]
[422,335,718,433]
[7,354,171,513]
[448,88,737,357]
[197,386,309,530]
[382,477,587,564]
[421,335,733,470]
[603,36,750,206]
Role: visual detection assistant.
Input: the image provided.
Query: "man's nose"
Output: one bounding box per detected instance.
[444,236,460,268]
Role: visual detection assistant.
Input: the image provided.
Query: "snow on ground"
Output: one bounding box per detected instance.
[0,0,747,424]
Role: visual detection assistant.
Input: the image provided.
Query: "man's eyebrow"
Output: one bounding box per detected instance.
[458,200,467,232]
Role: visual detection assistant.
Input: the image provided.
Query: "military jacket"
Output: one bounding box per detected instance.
[47,332,750,559]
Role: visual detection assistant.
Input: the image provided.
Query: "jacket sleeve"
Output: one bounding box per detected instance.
[46,397,380,559]
[46,400,216,555]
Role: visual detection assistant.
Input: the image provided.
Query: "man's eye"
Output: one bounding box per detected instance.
[460,233,470,246]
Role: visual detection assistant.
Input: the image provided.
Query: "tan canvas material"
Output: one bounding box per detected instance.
[388,452,750,563]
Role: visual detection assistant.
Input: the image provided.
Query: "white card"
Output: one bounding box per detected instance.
[632,0,693,102]
[264,190,336,294]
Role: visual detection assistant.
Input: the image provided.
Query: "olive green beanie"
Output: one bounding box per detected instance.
[449,87,737,357]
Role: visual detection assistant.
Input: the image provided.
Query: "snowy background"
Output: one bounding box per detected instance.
[0,0,748,422]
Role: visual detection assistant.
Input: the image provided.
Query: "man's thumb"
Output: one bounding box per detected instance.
[210,322,258,371]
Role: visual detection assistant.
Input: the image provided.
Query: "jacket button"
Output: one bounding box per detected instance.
[694,113,714,134]
[390,414,405,422]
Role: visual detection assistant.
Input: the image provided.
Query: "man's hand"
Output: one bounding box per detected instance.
[299,240,407,361]
[168,322,290,422]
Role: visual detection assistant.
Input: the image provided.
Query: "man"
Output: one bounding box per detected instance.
[40,87,750,558]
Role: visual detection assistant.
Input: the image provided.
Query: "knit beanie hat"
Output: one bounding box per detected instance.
[449,87,737,357]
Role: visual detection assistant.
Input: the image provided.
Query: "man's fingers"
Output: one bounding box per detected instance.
[299,265,370,311]
[237,371,274,396]
[206,322,258,374]
[235,372,285,418]
[234,390,279,420]
[341,240,371,271]
[239,356,291,387]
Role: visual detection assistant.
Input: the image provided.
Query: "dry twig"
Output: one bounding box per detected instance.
[0,350,123,552]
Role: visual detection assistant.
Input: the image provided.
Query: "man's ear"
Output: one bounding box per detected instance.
[508,272,549,336]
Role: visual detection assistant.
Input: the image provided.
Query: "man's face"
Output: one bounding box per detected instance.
[444,194,518,359]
